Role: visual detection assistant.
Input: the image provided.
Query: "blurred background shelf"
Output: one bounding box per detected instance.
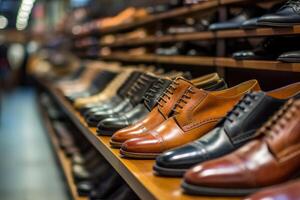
[39,98,87,200]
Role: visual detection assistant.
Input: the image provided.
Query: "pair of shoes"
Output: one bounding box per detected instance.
[113,79,260,158]
[95,71,195,135]
[181,98,300,197]
[209,6,266,31]
[109,73,227,148]
[233,36,300,61]
[153,82,300,177]
[85,72,160,127]
[209,0,300,31]
[85,70,192,132]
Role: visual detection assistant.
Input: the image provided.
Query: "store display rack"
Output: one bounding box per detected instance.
[74,0,279,38]
[39,98,88,200]
[37,79,242,200]
[99,53,300,73]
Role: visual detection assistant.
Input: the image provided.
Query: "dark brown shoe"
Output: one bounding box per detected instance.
[182,98,300,196]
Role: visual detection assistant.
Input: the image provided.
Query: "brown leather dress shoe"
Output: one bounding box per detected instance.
[110,73,225,148]
[120,80,260,158]
[182,99,300,196]
[245,180,300,200]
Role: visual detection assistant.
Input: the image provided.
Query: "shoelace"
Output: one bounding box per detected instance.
[143,79,165,104]
[225,92,259,123]
[172,87,195,115]
[282,0,300,10]
[256,99,300,139]
[127,75,151,97]
[157,80,180,107]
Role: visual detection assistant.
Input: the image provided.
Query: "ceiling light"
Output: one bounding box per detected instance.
[0,15,8,29]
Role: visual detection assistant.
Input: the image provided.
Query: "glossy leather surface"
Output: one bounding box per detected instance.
[233,36,300,60]
[97,78,172,135]
[85,73,159,127]
[183,99,300,193]
[209,7,265,31]
[120,80,260,158]
[155,82,300,175]
[240,17,259,29]
[110,73,226,147]
[257,1,300,26]
[245,180,300,200]
[278,50,300,63]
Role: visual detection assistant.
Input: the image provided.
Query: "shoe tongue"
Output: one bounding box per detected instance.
[143,79,172,111]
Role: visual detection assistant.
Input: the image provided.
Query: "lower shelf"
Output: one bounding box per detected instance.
[42,82,242,200]
[40,100,87,200]
[100,53,300,72]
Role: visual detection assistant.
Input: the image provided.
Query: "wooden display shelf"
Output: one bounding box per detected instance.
[215,57,300,72]
[42,82,241,200]
[74,0,283,38]
[39,100,87,200]
[216,25,300,38]
[74,26,300,49]
[100,53,300,72]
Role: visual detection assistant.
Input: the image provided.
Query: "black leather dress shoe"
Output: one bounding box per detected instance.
[233,36,300,60]
[65,70,117,101]
[97,78,172,136]
[89,172,123,200]
[154,83,300,177]
[257,0,300,27]
[73,161,110,183]
[78,71,142,114]
[72,150,99,165]
[86,98,133,126]
[86,74,159,127]
[278,50,300,63]
[209,6,265,31]
[77,181,94,196]
[240,17,259,29]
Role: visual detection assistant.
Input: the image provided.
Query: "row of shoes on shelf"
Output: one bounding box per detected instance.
[72,0,193,36]
[40,93,140,200]
[52,61,300,199]
[73,0,300,63]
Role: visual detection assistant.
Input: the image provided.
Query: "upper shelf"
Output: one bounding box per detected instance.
[74,0,281,38]
[43,81,241,200]
[99,53,300,73]
[74,0,218,38]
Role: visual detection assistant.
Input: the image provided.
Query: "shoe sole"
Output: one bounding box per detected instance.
[181,181,259,196]
[278,57,300,63]
[109,140,122,148]
[257,21,300,27]
[97,129,115,136]
[120,149,159,159]
[153,164,187,177]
